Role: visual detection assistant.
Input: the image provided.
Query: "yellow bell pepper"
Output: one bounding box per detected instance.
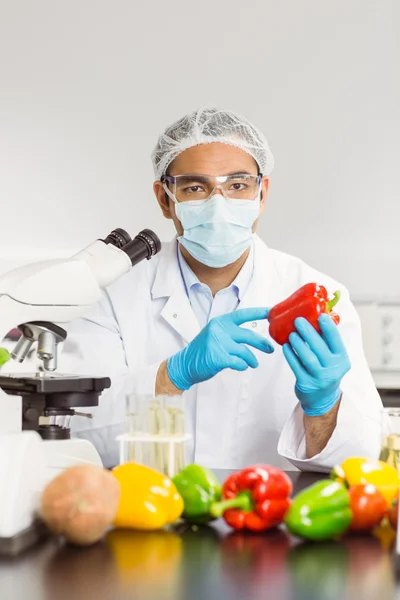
[112,463,184,530]
[331,457,400,507]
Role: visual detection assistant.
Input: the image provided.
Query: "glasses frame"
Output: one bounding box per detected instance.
[161,173,263,204]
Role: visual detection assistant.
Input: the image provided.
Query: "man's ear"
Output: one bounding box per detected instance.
[154,181,173,219]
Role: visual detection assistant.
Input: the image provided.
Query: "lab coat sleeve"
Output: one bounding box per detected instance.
[277,286,383,472]
[59,290,162,465]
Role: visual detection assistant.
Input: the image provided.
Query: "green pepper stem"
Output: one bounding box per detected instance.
[326,290,340,312]
[209,491,253,518]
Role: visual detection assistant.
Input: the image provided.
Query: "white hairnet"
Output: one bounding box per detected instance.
[151,106,274,179]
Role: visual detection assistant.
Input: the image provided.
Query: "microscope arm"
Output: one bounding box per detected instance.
[0,241,133,369]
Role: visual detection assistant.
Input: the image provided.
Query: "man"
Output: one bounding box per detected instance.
[62,107,383,470]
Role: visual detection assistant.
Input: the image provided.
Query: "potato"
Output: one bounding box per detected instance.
[40,465,121,546]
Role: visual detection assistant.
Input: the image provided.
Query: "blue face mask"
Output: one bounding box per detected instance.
[173,194,260,268]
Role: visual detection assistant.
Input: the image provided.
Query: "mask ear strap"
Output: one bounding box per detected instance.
[163,183,178,204]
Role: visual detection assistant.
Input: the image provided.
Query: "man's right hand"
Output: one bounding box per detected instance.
[165,308,274,392]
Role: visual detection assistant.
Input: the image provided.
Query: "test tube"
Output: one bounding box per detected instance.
[149,398,164,471]
[164,395,186,475]
[126,394,147,464]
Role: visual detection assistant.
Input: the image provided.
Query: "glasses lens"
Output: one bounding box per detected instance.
[174,175,213,202]
[222,175,259,200]
[173,175,260,202]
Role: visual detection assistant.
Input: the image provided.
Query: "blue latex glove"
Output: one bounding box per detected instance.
[167,308,274,391]
[282,313,351,416]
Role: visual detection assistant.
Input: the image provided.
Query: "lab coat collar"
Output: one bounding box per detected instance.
[151,236,182,300]
[151,235,285,343]
[241,235,285,306]
[152,238,201,343]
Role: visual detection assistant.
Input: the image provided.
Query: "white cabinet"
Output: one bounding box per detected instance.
[356,303,400,389]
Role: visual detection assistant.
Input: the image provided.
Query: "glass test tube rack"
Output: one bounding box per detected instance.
[117,395,191,479]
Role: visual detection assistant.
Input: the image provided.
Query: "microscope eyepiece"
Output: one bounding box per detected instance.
[121,229,162,266]
[103,228,132,248]
[103,228,161,266]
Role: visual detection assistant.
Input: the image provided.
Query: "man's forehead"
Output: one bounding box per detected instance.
[168,142,259,175]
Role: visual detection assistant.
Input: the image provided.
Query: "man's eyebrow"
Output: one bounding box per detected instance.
[225,170,256,176]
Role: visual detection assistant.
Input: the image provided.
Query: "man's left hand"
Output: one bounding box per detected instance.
[282,313,351,417]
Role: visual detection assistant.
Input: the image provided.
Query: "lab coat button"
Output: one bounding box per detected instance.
[173,313,178,318]
[251,322,257,328]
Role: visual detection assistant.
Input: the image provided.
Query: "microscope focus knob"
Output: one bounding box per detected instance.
[24,407,41,423]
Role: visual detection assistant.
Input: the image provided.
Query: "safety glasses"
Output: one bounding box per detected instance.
[161,173,262,203]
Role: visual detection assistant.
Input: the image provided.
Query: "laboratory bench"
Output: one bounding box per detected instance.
[0,470,398,600]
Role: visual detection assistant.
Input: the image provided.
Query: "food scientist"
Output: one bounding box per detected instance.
[62,107,383,470]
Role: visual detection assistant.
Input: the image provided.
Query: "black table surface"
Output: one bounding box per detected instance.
[0,470,398,600]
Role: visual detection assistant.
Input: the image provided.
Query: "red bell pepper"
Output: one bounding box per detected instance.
[209,465,292,532]
[268,283,341,346]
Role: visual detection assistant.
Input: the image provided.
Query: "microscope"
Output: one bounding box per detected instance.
[0,228,161,554]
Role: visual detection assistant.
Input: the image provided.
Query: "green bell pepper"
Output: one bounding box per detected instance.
[172,464,222,524]
[0,348,10,368]
[284,480,352,541]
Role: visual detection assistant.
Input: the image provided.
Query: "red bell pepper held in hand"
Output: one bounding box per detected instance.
[268,283,341,346]
[210,465,292,532]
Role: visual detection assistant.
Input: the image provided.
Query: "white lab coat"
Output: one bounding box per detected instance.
[61,235,383,470]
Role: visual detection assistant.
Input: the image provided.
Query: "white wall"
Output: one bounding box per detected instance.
[0,0,399,300]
